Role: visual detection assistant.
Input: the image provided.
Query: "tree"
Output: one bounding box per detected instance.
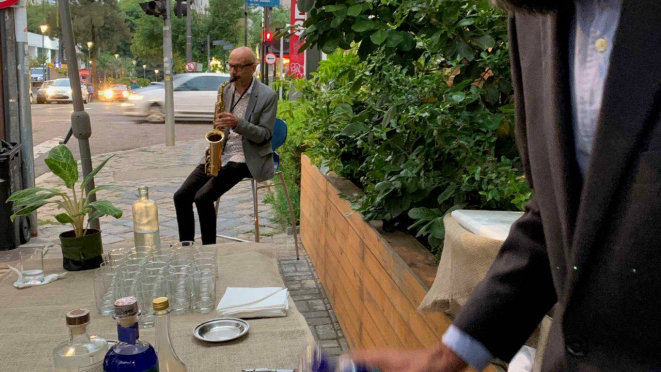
[44,0,130,91]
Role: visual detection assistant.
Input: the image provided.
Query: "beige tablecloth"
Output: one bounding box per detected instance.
[0,242,314,372]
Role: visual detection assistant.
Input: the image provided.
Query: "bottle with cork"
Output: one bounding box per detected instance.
[53,308,109,372]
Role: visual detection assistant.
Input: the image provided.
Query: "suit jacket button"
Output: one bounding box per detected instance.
[566,338,586,357]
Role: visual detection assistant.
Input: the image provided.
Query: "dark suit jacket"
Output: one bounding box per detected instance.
[453,2,661,371]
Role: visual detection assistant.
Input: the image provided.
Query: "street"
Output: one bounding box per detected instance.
[31,101,208,177]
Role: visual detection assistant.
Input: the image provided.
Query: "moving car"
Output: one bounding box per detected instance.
[31,67,46,83]
[122,73,230,122]
[44,78,90,104]
[36,80,54,104]
[99,84,130,102]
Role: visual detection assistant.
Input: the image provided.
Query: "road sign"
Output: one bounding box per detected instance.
[0,0,20,9]
[265,53,277,65]
[54,61,62,69]
[223,44,234,50]
[212,39,226,46]
[245,0,279,7]
[185,62,195,72]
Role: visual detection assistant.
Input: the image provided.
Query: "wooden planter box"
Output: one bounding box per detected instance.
[300,155,451,350]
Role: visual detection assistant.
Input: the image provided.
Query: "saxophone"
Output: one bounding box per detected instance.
[204,80,232,177]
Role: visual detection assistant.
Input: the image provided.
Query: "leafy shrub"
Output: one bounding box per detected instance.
[286,0,531,255]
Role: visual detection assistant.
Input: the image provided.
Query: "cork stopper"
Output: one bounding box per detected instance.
[153,297,169,311]
[66,309,90,326]
[114,296,139,318]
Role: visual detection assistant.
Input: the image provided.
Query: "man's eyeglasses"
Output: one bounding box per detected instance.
[229,63,255,71]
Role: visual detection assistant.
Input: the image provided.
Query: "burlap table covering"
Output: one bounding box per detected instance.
[418,214,503,314]
[0,242,314,372]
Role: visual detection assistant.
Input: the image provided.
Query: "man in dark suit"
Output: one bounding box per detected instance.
[352,0,661,371]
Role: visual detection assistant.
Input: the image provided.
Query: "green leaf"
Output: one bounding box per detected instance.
[347,4,362,17]
[88,210,105,223]
[45,145,78,189]
[398,33,415,51]
[473,35,496,50]
[331,15,345,28]
[55,213,74,224]
[334,103,353,115]
[341,122,369,136]
[7,187,63,203]
[450,92,466,103]
[81,154,115,191]
[386,31,404,48]
[324,4,346,12]
[270,21,285,29]
[10,201,48,221]
[374,181,393,192]
[381,106,396,127]
[408,207,442,221]
[370,28,388,45]
[322,38,340,53]
[297,0,316,13]
[456,39,475,61]
[88,200,123,219]
[457,18,475,27]
[429,218,445,238]
[437,185,457,204]
[352,18,375,33]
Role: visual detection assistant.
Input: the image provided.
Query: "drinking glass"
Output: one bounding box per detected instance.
[168,272,192,314]
[109,248,130,267]
[93,271,116,315]
[20,248,45,284]
[193,269,216,313]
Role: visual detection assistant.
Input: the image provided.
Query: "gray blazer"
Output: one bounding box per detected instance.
[219,79,277,182]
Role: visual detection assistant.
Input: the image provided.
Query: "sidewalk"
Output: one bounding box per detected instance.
[1,139,347,356]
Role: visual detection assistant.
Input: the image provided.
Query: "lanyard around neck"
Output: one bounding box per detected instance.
[230,83,251,114]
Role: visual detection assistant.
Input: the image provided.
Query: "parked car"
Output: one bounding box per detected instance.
[99,84,130,102]
[31,67,46,83]
[44,78,90,104]
[122,73,230,122]
[36,80,54,104]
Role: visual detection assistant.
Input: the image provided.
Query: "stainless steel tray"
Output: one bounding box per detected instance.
[193,318,250,343]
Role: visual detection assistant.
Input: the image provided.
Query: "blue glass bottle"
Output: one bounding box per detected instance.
[104,296,159,372]
[300,345,380,372]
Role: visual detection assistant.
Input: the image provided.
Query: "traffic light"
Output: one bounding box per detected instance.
[174,0,187,18]
[266,28,290,57]
[263,30,274,48]
[139,0,166,17]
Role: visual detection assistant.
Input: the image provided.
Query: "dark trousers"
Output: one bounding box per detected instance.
[174,162,251,245]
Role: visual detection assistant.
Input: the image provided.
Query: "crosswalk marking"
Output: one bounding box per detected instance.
[33,137,64,159]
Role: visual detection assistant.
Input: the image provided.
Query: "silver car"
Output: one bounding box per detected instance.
[122,73,230,122]
[45,78,90,104]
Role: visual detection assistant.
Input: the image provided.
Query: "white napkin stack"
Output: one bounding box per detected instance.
[216,287,289,318]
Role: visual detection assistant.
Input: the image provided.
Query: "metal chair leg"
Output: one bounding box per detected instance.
[252,179,260,243]
[278,171,299,260]
[215,198,220,217]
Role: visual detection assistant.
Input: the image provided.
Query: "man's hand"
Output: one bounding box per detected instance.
[349,342,468,372]
[214,112,238,130]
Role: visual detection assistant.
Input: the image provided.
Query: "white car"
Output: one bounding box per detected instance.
[122,73,230,123]
[45,78,90,104]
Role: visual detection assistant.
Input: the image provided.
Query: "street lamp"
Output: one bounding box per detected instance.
[39,24,49,81]
[154,69,159,82]
[143,64,147,79]
[132,60,137,77]
[87,41,93,68]
[114,54,119,59]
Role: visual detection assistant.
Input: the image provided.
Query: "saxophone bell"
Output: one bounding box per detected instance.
[205,80,232,177]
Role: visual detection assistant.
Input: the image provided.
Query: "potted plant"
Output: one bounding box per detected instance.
[7,145,122,271]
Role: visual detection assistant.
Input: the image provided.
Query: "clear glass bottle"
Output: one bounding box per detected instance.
[153,297,188,372]
[132,186,162,251]
[103,297,159,372]
[53,309,108,372]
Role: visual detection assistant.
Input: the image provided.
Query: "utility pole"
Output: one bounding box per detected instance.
[164,0,175,146]
[58,0,100,231]
[244,3,248,46]
[14,4,37,236]
[261,7,271,85]
[186,0,192,63]
[279,34,283,99]
[207,35,211,72]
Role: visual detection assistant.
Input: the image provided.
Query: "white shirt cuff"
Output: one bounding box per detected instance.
[442,324,493,371]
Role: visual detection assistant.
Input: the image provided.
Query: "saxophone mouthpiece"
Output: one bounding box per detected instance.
[229,76,239,83]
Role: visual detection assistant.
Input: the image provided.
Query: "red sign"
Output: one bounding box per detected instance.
[289,0,306,79]
[185,62,196,73]
[0,0,20,9]
[265,53,277,65]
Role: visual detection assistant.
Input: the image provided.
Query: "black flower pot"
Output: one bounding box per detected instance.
[59,229,104,271]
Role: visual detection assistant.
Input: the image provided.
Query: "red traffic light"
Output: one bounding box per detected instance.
[264,30,273,42]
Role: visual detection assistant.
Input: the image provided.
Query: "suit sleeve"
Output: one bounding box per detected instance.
[234,90,277,144]
[451,15,557,361]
